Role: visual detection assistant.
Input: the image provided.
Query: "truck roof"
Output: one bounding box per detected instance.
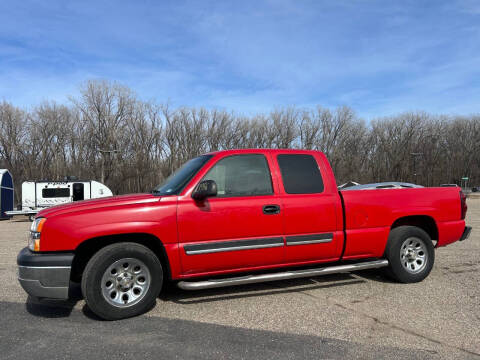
[206,148,324,156]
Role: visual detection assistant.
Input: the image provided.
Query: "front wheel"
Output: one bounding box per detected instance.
[385,226,435,283]
[81,242,163,320]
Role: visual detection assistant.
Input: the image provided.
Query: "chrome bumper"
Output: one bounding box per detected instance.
[17,247,74,299]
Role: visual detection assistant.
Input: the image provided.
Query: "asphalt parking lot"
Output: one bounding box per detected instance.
[0,200,479,359]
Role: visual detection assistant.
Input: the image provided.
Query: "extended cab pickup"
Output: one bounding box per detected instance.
[17,149,471,320]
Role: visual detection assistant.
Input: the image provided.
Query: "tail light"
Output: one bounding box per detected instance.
[460,190,467,220]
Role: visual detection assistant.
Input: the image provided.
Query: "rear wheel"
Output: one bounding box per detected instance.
[385,226,434,283]
[81,242,163,320]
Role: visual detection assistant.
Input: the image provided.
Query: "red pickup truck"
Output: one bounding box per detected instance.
[18,149,471,320]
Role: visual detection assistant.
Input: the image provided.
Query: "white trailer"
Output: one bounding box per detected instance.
[6,180,112,221]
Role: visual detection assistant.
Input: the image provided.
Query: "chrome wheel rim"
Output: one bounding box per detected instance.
[101,258,151,308]
[400,237,428,274]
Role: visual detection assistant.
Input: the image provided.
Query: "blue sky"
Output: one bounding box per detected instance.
[0,0,479,119]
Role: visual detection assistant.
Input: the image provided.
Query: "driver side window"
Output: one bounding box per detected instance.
[203,154,273,197]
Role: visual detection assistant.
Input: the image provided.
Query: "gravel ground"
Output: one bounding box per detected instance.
[0,199,478,359]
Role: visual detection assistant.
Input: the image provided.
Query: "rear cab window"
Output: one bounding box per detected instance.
[277,154,324,194]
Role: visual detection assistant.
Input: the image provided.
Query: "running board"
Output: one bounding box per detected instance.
[177,259,389,290]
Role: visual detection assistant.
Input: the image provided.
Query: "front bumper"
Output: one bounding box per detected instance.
[459,226,472,241]
[17,247,74,299]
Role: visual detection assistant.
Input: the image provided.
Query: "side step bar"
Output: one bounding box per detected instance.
[177,259,389,290]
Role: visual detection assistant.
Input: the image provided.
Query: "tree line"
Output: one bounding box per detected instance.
[0,79,478,203]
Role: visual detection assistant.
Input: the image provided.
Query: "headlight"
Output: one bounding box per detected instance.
[28,218,46,251]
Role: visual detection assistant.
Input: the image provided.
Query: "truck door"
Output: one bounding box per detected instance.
[274,153,343,263]
[177,153,284,275]
[72,183,84,201]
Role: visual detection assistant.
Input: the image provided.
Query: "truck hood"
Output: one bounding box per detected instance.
[37,193,160,218]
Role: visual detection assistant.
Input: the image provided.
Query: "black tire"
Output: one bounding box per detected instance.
[81,242,163,320]
[384,226,434,283]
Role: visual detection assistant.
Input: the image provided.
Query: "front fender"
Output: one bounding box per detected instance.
[39,200,178,251]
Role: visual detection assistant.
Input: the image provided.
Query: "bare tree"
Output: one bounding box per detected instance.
[1,79,479,201]
[71,80,135,184]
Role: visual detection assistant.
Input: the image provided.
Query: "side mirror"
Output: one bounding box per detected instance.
[192,180,217,201]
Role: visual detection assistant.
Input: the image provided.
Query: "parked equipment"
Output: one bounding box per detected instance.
[6,180,112,221]
[0,169,14,220]
[341,182,423,190]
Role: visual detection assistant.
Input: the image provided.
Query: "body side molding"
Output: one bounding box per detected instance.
[184,237,284,255]
[286,233,333,246]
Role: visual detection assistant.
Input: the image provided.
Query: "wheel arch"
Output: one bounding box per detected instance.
[390,215,439,246]
[71,233,171,282]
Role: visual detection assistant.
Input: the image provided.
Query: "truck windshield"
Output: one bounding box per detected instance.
[152,154,213,196]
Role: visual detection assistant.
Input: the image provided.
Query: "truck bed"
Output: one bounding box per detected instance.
[340,186,465,259]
